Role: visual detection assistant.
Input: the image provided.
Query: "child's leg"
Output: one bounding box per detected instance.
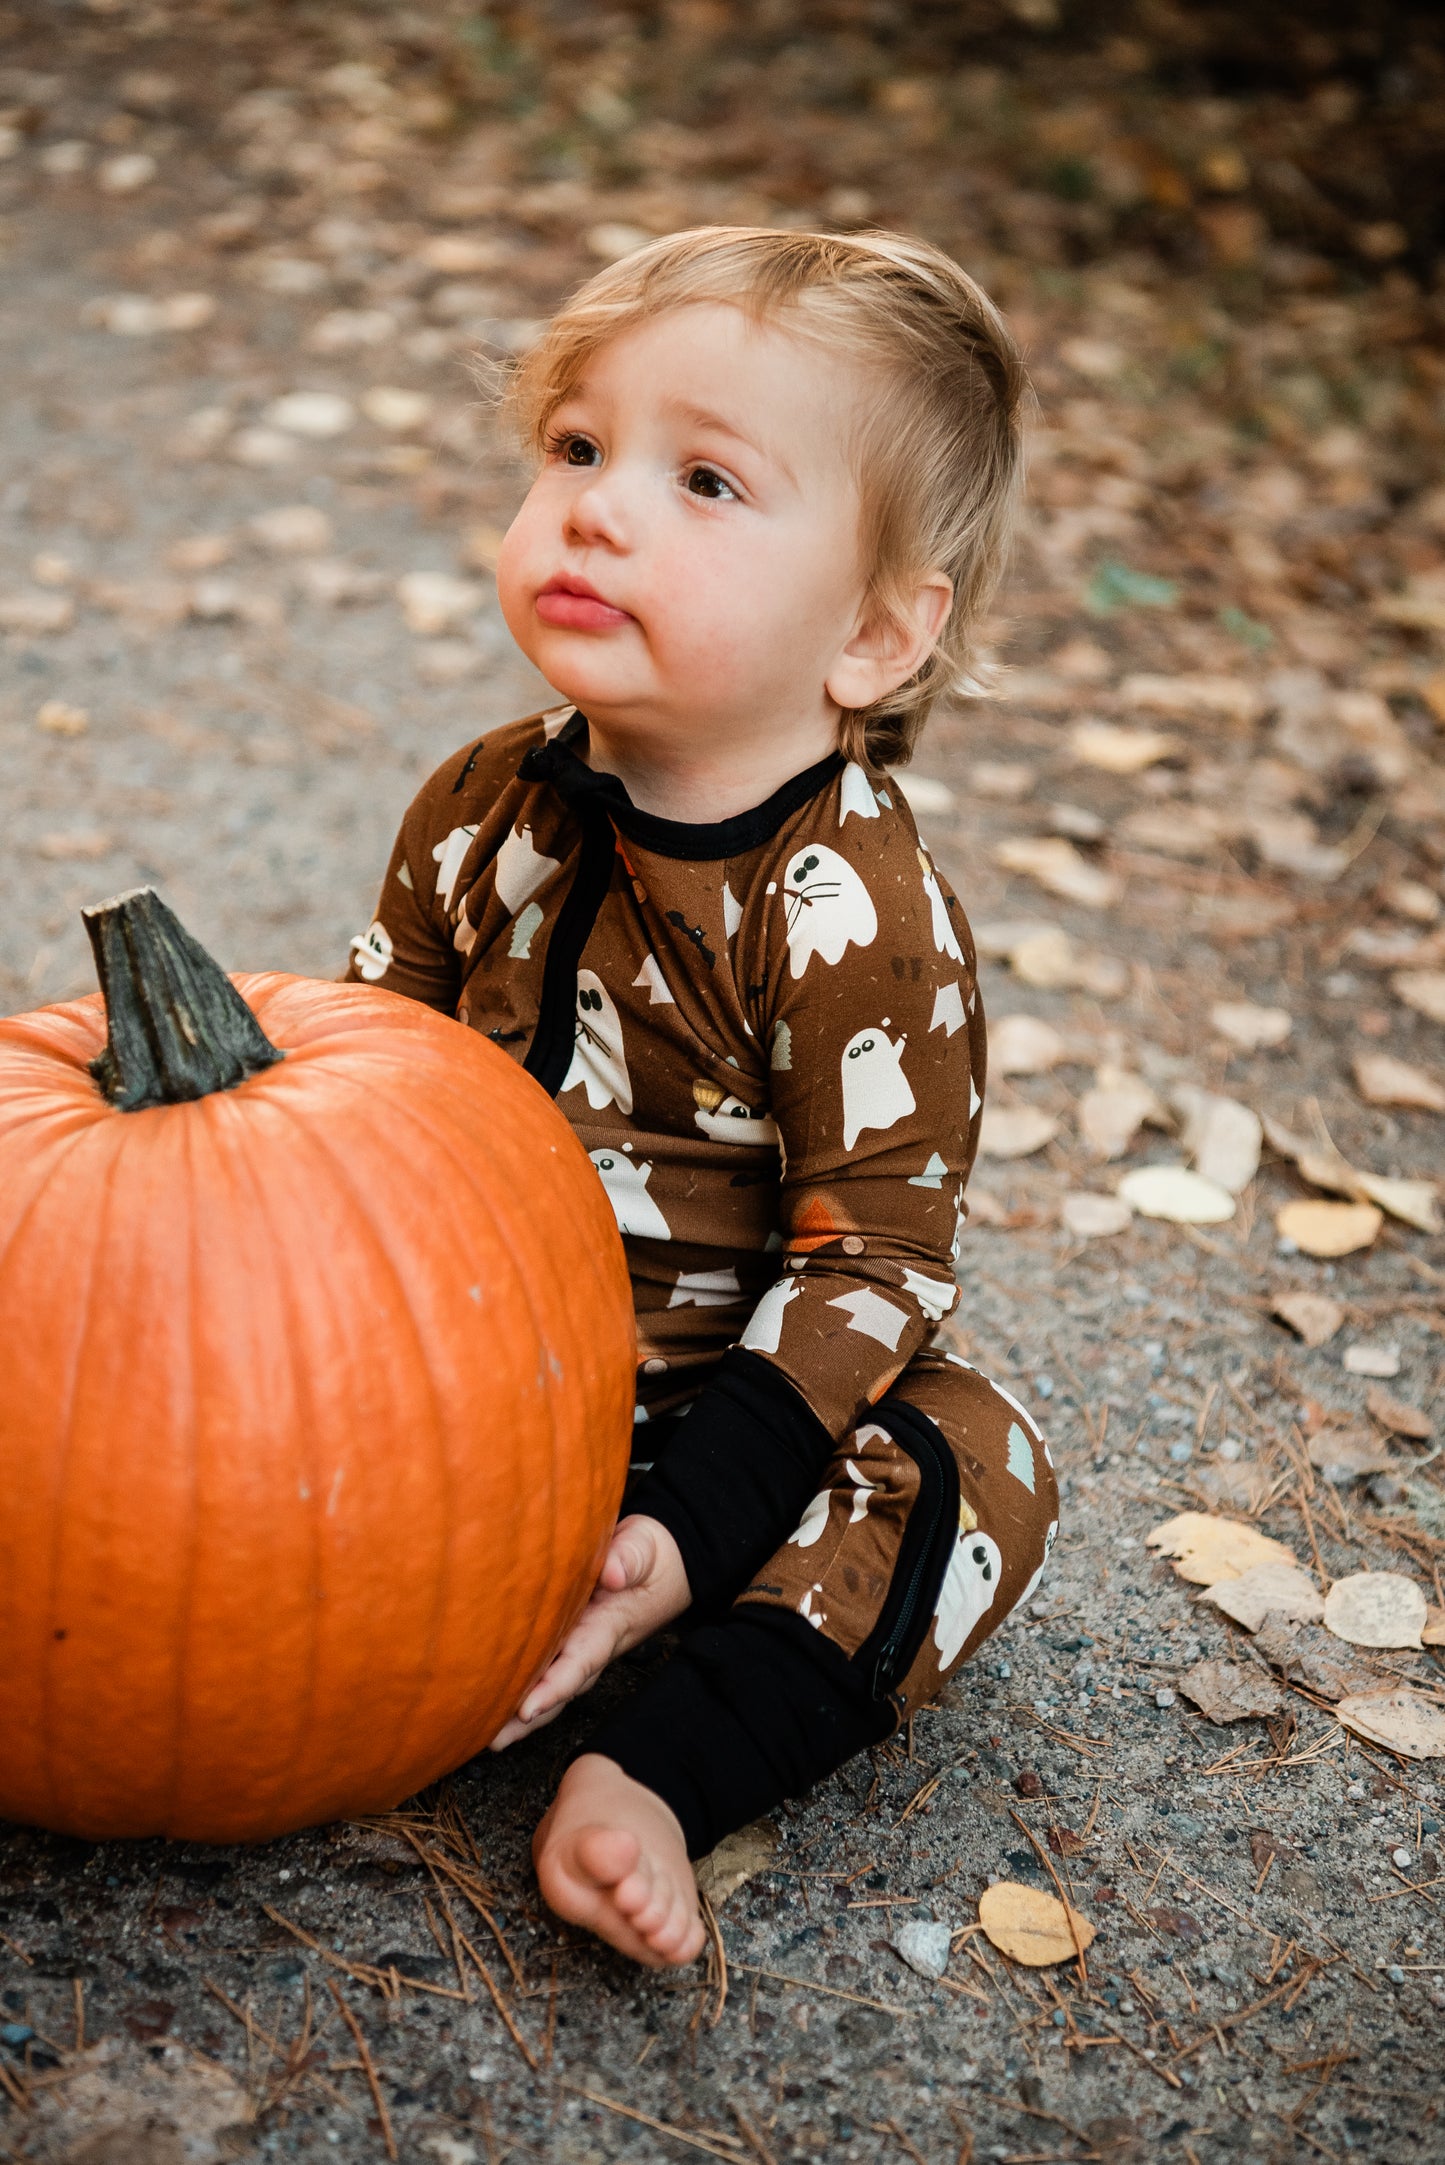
[536,1353,1058,1954]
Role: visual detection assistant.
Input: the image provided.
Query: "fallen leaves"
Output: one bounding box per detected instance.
[1173,1087,1261,1193]
[977,1882,1096,1968]
[1272,1291,1343,1347]
[1321,1573,1427,1650]
[1120,671,1266,726]
[1078,1069,1162,1159]
[1199,1562,1325,1630]
[1334,1690,1445,1761]
[1147,1512,1297,1586]
[1342,1342,1399,1379]
[1118,1164,1236,1225]
[994,835,1120,910]
[397,571,485,636]
[1178,1658,1286,1723]
[1275,1199,1383,1258]
[1068,718,1178,773]
[85,291,217,335]
[0,589,74,635]
[1392,969,1445,1026]
[1365,1387,1432,1441]
[1210,1001,1293,1050]
[1306,1430,1399,1485]
[976,921,1128,996]
[988,1014,1066,1076]
[977,1105,1059,1160]
[1352,1052,1445,1113]
[693,1819,779,1908]
[1060,1191,1133,1239]
[262,390,356,439]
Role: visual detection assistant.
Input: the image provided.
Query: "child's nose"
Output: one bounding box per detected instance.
[564,467,633,551]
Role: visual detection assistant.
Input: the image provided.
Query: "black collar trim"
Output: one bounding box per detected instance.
[516,710,844,861]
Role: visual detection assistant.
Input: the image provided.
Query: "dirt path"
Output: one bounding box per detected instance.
[2,7,1443,2161]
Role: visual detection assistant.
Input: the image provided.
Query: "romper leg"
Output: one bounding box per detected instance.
[735,1347,1059,1726]
[581,1350,1059,1856]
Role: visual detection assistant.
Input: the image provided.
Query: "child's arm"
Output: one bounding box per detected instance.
[627,833,983,1612]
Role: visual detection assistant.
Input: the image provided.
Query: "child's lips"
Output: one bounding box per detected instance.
[535,579,633,631]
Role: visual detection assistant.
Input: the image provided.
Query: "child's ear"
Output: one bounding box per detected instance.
[826,573,953,713]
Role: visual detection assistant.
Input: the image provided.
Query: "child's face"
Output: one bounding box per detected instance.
[497,303,879,747]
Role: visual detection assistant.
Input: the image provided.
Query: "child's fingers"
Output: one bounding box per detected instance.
[598,1520,654,1592]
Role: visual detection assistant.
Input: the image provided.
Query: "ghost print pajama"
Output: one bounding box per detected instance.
[346,707,1059,1856]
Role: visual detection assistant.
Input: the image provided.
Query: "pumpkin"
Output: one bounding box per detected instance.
[0,889,634,1843]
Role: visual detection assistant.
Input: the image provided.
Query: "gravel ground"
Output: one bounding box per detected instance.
[2,7,1444,2162]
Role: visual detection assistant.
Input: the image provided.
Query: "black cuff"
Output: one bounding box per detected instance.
[627,1349,836,1616]
[579,1605,895,1859]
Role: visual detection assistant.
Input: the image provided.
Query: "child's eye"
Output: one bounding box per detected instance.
[684,464,737,501]
[548,431,599,466]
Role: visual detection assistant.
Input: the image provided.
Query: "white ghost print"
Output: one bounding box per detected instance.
[930,982,967,1037]
[900,1267,956,1323]
[495,823,560,916]
[432,825,479,913]
[588,1150,671,1241]
[909,1151,949,1191]
[789,1489,832,1548]
[562,971,633,1113]
[722,882,743,937]
[741,1276,802,1355]
[827,1287,909,1351]
[919,854,966,964]
[632,952,675,1005]
[799,1585,826,1629]
[694,1094,781,1148]
[838,761,881,823]
[668,1267,742,1308]
[845,1446,883,1524]
[1015,1518,1058,1612]
[933,1521,1003,1668]
[781,844,877,978]
[508,901,543,959]
[1006,1423,1036,1493]
[840,1026,916,1151]
[349,920,393,982]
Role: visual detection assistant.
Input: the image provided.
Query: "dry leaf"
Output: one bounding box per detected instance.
[1195,1460,1277,1513]
[1060,1191,1133,1239]
[969,759,1035,800]
[0,589,75,635]
[1254,1617,1388,1702]
[36,699,89,737]
[1120,671,1266,725]
[995,835,1120,910]
[1423,1607,1445,1648]
[1199,1562,1324,1630]
[397,571,484,636]
[1178,1658,1286,1723]
[1393,970,1445,1025]
[989,1014,1066,1076]
[1365,1387,1432,1441]
[35,830,113,861]
[360,385,434,432]
[1068,719,1177,773]
[1173,1087,1262,1193]
[1322,1572,1427,1649]
[248,503,334,554]
[1342,1342,1399,1379]
[263,390,355,439]
[1349,1171,1440,1236]
[1272,1291,1343,1347]
[694,1819,779,1907]
[977,1881,1096,1968]
[977,1104,1059,1160]
[896,773,956,817]
[1211,1000,1293,1051]
[1117,1164,1236,1225]
[1146,1511,1297,1587]
[1307,1430,1399,1484]
[1352,1052,1445,1113]
[1275,1199,1382,1257]
[1335,1690,1445,1761]
[1078,1067,1164,1159]
[1117,804,1222,860]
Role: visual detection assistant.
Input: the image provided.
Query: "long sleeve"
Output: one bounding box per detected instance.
[734,823,984,1433]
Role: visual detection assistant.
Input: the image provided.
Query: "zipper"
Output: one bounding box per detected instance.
[857,1402,961,1700]
[523,811,616,1098]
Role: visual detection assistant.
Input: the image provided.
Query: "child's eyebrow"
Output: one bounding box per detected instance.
[663,399,797,488]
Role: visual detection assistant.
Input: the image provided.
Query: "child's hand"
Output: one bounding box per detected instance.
[489,1515,690,1751]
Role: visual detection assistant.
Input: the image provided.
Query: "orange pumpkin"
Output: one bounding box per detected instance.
[0,889,634,1842]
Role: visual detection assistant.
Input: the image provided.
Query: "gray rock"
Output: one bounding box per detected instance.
[892,1918,953,1980]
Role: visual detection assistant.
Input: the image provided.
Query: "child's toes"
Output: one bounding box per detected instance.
[573,1824,641,1894]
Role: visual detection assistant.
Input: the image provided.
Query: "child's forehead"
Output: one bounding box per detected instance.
[562,302,866,465]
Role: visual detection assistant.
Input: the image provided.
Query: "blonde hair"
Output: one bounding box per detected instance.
[497,225,1027,770]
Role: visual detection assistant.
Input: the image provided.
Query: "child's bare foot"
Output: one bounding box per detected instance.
[534,1753,705,1968]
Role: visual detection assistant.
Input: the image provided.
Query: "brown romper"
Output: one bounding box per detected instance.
[346,706,1059,1854]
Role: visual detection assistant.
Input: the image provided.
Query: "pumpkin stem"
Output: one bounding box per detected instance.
[83,887,284,1110]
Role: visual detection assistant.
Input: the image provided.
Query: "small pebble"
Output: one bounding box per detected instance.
[1155,1687,1176,1708]
[1392,1847,1412,1868]
[1,2024,35,2048]
[1167,1440,1192,1464]
[1387,1965,1405,1985]
[1051,2008,1067,2027]
[1034,1374,1054,1399]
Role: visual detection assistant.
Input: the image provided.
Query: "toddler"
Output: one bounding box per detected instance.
[346,227,1058,1968]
